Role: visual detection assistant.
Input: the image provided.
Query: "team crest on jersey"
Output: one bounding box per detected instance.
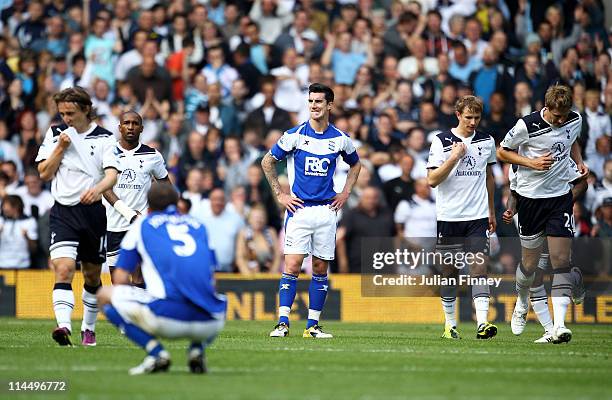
[455,155,481,177]
[121,169,137,183]
[551,142,567,161]
[328,141,335,151]
[461,156,476,170]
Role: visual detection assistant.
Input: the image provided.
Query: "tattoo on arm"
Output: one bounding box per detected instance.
[261,153,282,198]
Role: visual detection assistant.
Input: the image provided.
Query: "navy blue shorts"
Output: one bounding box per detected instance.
[516,191,574,238]
[436,218,489,254]
[49,202,106,264]
[106,230,127,266]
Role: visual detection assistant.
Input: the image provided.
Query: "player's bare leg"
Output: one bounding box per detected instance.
[547,236,574,343]
[270,253,305,337]
[81,262,102,346]
[51,258,76,346]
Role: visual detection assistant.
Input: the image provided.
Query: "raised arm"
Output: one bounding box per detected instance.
[427,142,466,187]
[496,147,553,170]
[38,133,71,181]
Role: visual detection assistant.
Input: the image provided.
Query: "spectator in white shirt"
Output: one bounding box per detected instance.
[394,178,437,240]
[0,195,38,269]
[192,188,245,272]
[270,47,309,113]
[201,46,239,99]
[14,168,54,218]
[584,88,611,166]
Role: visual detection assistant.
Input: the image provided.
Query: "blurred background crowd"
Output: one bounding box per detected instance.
[0,0,610,275]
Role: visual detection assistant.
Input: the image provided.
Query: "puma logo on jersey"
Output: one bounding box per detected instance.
[444,137,452,143]
[532,122,542,129]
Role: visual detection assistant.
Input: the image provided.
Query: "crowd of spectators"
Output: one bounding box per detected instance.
[0,0,610,275]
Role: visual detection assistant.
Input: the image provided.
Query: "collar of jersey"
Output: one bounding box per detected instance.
[450,128,475,143]
[117,142,142,154]
[74,122,98,136]
[305,121,332,136]
[150,205,178,216]
[539,108,554,128]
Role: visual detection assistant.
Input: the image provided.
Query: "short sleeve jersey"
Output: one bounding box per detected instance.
[427,130,496,221]
[500,109,582,199]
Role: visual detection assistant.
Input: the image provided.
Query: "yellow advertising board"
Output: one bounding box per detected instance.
[1,270,611,323]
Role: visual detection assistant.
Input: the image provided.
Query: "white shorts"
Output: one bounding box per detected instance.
[111,285,224,343]
[284,204,337,260]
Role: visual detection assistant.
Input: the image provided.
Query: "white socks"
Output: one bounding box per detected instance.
[81,284,101,332]
[52,283,74,332]
[530,284,553,333]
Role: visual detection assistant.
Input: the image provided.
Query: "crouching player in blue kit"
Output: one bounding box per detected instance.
[97,182,226,375]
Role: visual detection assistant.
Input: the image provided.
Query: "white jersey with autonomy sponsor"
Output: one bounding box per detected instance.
[500,109,581,198]
[105,143,168,232]
[427,130,496,221]
[509,158,582,191]
[270,121,359,202]
[35,123,119,206]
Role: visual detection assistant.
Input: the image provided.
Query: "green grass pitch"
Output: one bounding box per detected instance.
[1,319,611,400]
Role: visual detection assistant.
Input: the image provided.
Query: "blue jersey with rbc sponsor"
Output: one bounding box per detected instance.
[117,207,227,319]
[270,122,359,201]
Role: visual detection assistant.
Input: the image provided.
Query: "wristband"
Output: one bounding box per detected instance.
[113,199,137,223]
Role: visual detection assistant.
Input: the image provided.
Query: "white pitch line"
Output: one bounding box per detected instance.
[0,364,607,375]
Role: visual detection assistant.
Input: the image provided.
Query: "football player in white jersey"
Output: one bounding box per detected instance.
[262,83,361,338]
[35,87,119,347]
[503,160,587,343]
[498,85,589,343]
[427,95,498,340]
[103,110,170,285]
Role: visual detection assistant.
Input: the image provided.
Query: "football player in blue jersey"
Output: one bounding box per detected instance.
[97,182,226,375]
[262,83,361,338]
